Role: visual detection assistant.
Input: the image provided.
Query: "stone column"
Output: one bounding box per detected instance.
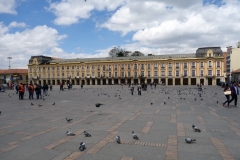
[173,78,175,86]
[180,78,183,85]
[118,78,121,85]
[151,78,153,83]
[131,78,134,84]
[165,78,168,85]
[188,78,191,85]
[95,79,97,85]
[138,78,140,84]
[125,79,127,85]
[101,79,103,85]
[90,79,92,85]
[106,79,108,85]
[159,78,161,84]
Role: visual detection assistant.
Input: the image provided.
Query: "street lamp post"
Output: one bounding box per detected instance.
[7,56,12,87]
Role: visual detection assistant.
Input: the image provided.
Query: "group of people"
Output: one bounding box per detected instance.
[15,83,52,100]
[223,82,239,108]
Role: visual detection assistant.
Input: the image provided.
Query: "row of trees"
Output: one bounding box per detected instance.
[108,46,146,57]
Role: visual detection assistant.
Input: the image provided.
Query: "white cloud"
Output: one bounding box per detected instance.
[46,0,124,26]
[0,0,17,14]
[8,21,26,28]
[0,22,67,69]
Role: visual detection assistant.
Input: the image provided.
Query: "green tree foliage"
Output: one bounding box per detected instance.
[131,51,144,56]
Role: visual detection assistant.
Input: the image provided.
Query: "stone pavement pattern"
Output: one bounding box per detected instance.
[0,85,240,160]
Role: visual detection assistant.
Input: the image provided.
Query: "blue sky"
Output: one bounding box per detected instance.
[0,0,240,68]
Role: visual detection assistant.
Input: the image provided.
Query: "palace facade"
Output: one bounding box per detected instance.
[28,47,225,86]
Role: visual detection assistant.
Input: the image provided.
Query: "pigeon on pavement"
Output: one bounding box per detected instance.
[31,103,34,105]
[192,125,201,132]
[79,142,86,151]
[95,103,104,107]
[66,131,75,136]
[132,131,139,140]
[38,104,42,107]
[116,136,121,144]
[185,138,196,143]
[52,102,55,105]
[84,131,91,137]
[66,118,73,122]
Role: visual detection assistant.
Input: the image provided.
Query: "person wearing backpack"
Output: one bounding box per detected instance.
[28,83,34,99]
[19,83,25,100]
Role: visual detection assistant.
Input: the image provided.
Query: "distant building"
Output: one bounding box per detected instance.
[0,69,28,84]
[28,47,225,86]
[226,42,240,81]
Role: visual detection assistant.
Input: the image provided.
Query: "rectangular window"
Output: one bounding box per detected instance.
[52,73,55,78]
[121,72,124,77]
[92,72,94,76]
[192,70,195,76]
[62,73,64,77]
[121,64,124,70]
[208,61,212,67]
[52,67,55,71]
[168,63,172,68]
[161,71,165,76]
[30,74,32,78]
[168,71,172,76]
[98,72,100,77]
[98,65,100,70]
[134,72,137,77]
[128,71,131,77]
[48,67,50,71]
[72,66,74,69]
[103,65,105,71]
[109,72,111,78]
[161,64,165,68]
[184,70,187,76]
[77,72,79,76]
[192,62,195,68]
[200,62,204,68]
[154,64,158,69]
[109,65,111,70]
[115,64,118,70]
[148,71,151,77]
[72,73,74,78]
[217,70,220,76]
[82,66,84,70]
[141,64,144,70]
[92,65,94,70]
[176,70,179,77]
[103,72,105,77]
[30,68,32,72]
[200,70,204,76]
[141,71,144,76]
[217,61,220,68]
[176,63,179,69]
[154,71,158,77]
[184,62,187,69]
[67,66,69,70]
[148,64,151,69]
[128,64,130,69]
[134,64,137,69]
[208,70,212,76]
[115,72,118,77]
[82,73,84,78]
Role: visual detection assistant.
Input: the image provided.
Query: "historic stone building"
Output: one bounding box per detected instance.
[28,47,225,86]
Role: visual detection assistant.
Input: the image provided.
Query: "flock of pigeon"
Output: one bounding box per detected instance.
[0,85,223,152]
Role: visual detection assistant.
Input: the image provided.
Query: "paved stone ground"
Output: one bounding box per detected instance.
[0,85,240,160]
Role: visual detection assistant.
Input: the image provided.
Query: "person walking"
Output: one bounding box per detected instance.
[50,84,52,91]
[19,83,25,100]
[15,83,19,94]
[223,83,231,108]
[229,82,239,107]
[28,83,34,99]
[131,84,134,95]
[45,84,49,96]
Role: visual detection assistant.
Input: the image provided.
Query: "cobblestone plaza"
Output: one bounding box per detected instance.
[0,85,239,160]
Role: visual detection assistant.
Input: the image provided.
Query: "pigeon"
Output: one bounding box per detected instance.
[164,102,166,105]
[52,102,55,105]
[79,142,86,151]
[31,103,34,105]
[0,111,1,115]
[66,131,75,136]
[201,99,203,100]
[119,97,121,99]
[192,125,201,132]
[168,97,170,99]
[132,131,139,140]
[43,98,45,101]
[95,103,104,107]
[151,102,153,105]
[84,131,91,137]
[194,98,197,101]
[216,101,218,103]
[185,138,196,143]
[38,104,42,107]
[66,118,73,122]
[116,136,121,144]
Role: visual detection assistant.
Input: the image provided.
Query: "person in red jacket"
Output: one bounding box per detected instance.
[19,83,25,100]
[28,83,34,99]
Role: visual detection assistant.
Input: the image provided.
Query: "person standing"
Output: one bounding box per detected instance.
[131,84,134,95]
[50,84,52,91]
[229,82,239,107]
[19,83,25,100]
[15,83,19,94]
[28,83,34,99]
[45,84,49,96]
[222,84,231,108]
[60,83,63,91]
[35,84,41,99]
[137,84,141,95]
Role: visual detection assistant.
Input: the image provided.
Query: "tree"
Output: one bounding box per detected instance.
[108,47,130,57]
[131,51,144,56]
